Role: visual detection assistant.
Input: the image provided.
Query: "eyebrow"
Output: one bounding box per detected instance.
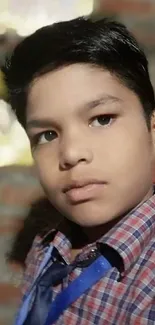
[26,94,122,131]
[84,95,122,110]
[27,118,57,132]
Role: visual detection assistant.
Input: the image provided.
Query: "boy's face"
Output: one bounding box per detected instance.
[27,64,155,227]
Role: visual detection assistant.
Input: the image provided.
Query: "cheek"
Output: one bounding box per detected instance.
[117,139,153,194]
[33,148,58,188]
[94,124,153,179]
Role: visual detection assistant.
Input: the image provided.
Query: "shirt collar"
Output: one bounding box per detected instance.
[41,192,155,275]
[101,193,155,275]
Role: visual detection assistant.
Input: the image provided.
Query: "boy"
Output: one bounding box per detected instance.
[3,17,155,325]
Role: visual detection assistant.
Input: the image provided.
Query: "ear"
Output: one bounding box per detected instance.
[151,112,155,182]
[150,112,155,161]
[151,111,155,137]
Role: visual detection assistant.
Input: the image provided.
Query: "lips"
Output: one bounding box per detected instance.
[63,180,105,203]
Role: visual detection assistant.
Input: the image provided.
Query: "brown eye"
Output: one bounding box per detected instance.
[90,115,114,127]
[37,130,57,144]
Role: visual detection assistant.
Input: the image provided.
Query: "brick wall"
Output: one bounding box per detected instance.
[0,165,43,325]
[93,0,155,87]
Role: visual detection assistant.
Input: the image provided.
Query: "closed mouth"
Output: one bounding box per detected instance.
[63,180,105,193]
[63,180,105,203]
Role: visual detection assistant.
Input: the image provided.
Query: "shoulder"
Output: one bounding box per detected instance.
[21,235,44,297]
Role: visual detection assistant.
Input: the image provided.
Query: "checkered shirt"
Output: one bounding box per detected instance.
[21,194,155,324]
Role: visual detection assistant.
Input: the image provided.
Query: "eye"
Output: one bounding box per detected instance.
[35,130,57,145]
[90,114,115,127]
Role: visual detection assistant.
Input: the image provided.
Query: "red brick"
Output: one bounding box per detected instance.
[0,321,9,325]
[132,31,155,46]
[94,0,155,15]
[0,283,21,305]
[0,165,36,175]
[0,184,43,206]
[0,218,23,234]
[8,262,23,273]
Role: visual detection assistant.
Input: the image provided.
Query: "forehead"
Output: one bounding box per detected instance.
[27,63,142,119]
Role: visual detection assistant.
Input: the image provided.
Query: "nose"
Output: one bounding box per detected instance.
[59,132,93,170]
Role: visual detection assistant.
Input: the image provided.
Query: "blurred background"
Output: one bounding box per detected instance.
[0,1,155,324]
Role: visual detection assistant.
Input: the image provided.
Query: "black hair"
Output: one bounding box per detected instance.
[3,16,155,128]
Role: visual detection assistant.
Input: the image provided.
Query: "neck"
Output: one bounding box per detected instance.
[82,187,154,243]
[82,215,122,244]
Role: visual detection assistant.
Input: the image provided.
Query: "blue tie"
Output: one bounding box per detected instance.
[23,261,74,325]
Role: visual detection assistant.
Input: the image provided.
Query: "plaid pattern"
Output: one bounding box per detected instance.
[22,195,155,324]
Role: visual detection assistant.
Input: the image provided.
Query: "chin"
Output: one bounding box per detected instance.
[62,201,120,228]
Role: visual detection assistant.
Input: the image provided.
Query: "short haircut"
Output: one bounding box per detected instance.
[3,16,155,128]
